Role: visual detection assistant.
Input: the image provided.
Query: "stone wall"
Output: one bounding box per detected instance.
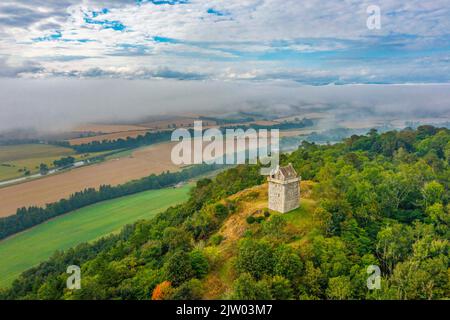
[268,179,300,213]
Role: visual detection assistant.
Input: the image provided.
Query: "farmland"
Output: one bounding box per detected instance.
[0,184,191,288]
[72,124,150,134]
[0,142,180,217]
[0,144,108,182]
[0,144,74,181]
[68,129,151,145]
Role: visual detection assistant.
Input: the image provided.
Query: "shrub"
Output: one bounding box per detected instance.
[189,249,209,279]
[210,234,224,246]
[246,216,256,224]
[171,279,203,300]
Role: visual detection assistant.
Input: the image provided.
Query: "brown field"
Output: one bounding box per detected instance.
[250,120,279,126]
[275,112,328,122]
[0,142,180,217]
[68,129,151,145]
[138,117,209,130]
[279,129,318,137]
[72,124,150,134]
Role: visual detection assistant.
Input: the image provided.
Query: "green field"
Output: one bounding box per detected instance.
[0,185,191,288]
[0,144,112,181]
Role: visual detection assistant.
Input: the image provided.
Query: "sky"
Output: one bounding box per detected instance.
[0,1,449,131]
[1,0,450,83]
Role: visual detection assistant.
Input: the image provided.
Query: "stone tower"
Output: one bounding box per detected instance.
[268,163,300,213]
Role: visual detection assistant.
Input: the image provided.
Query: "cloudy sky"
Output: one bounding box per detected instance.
[1,0,450,83]
[0,1,449,132]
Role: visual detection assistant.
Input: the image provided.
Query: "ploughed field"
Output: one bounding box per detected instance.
[0,184,191,288]
[0,142,180,217]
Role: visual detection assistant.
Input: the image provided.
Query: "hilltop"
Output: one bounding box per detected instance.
[200,181,316,299]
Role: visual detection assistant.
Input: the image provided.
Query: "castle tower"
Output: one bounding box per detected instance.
[268,163,300,213]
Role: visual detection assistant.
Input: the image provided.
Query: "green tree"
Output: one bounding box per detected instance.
[326,276,352,300]
[39,163,49,175]
[274,246,303,281]
[236,239,275,279]
[231,273,272,300]
[162,227,193,252]
[298,261,326,299]
[189,249,209,279]
[422,181,445,207]
[269,276,293,300]
[163,251,194,286]
[375,223,413,273]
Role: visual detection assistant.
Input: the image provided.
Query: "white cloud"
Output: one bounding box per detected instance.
[0,0,449,82]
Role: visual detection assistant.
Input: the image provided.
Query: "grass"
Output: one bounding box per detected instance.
[0,184,192,288]
[0,144,112,182]
[0,144,73,181]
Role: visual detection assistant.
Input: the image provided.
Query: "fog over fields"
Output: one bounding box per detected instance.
[0,79,449,133]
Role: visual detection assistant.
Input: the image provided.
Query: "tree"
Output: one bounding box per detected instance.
[422,181,445,207]
[236,239,275,279]
[311,236,351,278]
[298,261,326,299]
[326,276,352,300]
[390,255,448,299]
[340,218,372,256]
[231,273,272,300]
[39,163,49,175]
[152,281,173,300]
[171,279,203,300]
[37,277,63,300]
[189,249,209,279]
[274,246,303,281]
[269,276,293,300]
[163,251,193,286]
[425,203,449,235]
[162,227,193,252]
[376,223,413,273]
[312,207,333,236]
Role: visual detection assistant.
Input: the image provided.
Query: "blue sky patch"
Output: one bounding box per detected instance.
[153,36,179,43]
[136,0,189,5]
[92,8,109,17]
[84,17,126,31]
[33,31,62,42]
[207,8,227,16]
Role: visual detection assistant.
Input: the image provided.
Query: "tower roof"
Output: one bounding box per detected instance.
[270,163,298,180]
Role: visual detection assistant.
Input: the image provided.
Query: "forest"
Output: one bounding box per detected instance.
[1,126,448,300]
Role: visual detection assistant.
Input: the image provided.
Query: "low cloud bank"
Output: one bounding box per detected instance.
[0,79,449,133]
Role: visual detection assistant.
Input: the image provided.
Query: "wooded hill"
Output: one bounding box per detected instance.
[1,126,448,300]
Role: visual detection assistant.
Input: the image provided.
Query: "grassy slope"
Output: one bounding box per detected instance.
[0,184,191,288]
[202,181,317,299]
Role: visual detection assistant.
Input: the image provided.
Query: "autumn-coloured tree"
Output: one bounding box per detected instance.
[151,281,173,300]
